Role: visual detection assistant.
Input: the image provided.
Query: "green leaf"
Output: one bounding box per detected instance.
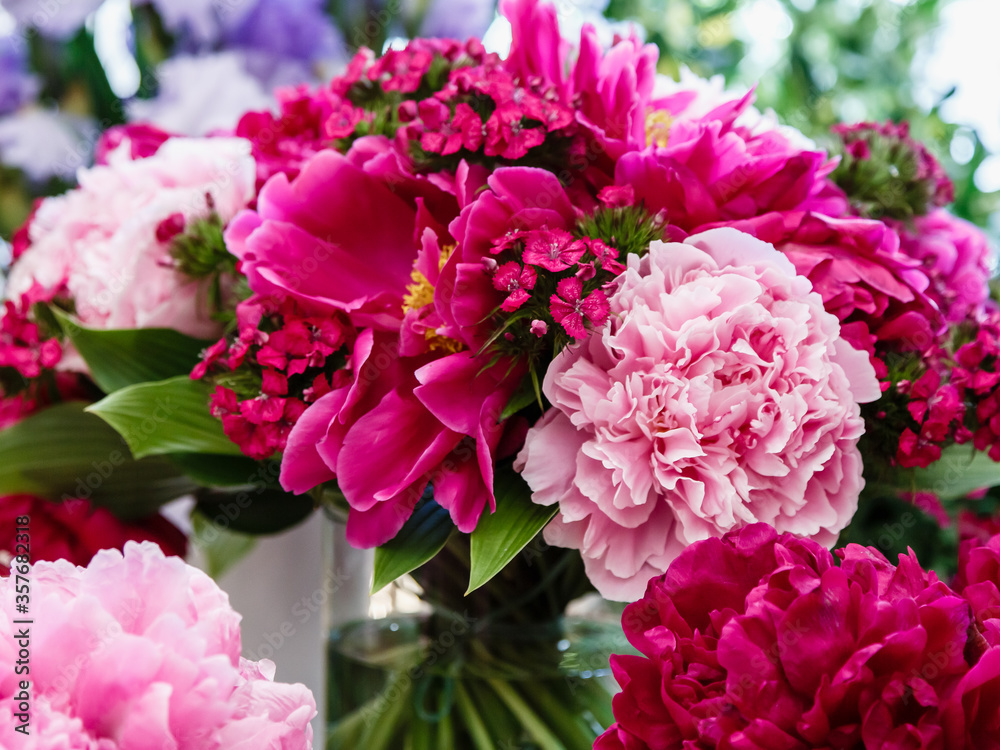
[194,488,315,535]
[86,376,242,459]
[501,375,541,421]
[170,453,279,489]
[51,308,211,393]
[909,445,1000,501]
[0,402,197,518]
[467,463,557,593]
[372,496,455,593]
[190,510,257,578]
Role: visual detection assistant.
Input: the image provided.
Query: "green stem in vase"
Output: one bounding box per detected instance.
[488,678,566,750]
[406,711,432,750]
[436,710,454,750]
[357,670,413,750]
[454,681,495,750]
[522,679,598,748]
[570,676,617,730]
[467,677,524,745]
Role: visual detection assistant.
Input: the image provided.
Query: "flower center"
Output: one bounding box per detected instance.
[645,109,672,148]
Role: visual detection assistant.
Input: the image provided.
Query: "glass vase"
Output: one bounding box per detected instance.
[324,533,629,749]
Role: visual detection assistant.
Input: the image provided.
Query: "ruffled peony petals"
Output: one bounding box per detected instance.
[0,542,316,749]
[279,389,345,494]
[518,230,877,600]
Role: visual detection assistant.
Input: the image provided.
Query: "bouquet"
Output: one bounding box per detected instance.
[2,0,999,746]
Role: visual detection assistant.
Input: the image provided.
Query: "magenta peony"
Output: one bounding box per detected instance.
[515,228,879,600]
[895,210,995,324]
[6,136,256,341]
[614,91,843,234]
[597,524,1000,750]
[0,541,316,749]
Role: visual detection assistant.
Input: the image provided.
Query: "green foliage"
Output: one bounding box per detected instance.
[372,495,456,593]
[467,462,558,593]
[0,401,197,518]
[86,376,243,459]
[49,308,211,393]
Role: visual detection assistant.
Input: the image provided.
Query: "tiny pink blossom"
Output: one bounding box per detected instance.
[549,277,610,339]
[522,229,586,272]
[493,261,538,312]
[530,319,548,337]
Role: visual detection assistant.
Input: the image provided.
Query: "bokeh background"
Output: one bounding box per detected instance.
[0,0,997,252]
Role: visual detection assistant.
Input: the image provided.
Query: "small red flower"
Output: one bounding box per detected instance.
[522,229,586,272]
[549,277,610,339]
[492,262,537,312]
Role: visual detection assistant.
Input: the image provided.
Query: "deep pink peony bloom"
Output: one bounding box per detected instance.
[894,210,994,324]
[516,228,879,600]
[597,524,1000,750]
[0,494,187,576]
[725,210,941,358]
[6,137,256,342]
[226,141,461,332]
[0,541,316,749]
[438,166,580,348]
[615,91,842,234]
[280,329,523,547]
[501,0,658,157]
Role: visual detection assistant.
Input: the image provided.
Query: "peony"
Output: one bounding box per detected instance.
[0,494,187,576]
[596,524,1000,750]
[0,541,316,749]
[6,136,256,340]
[516,228,879,600]
[613,92,844,234]
[724,210,941,358]
[895,210,995,324]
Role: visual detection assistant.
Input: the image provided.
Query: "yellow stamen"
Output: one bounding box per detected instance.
[645,109,672,148]
[402,244,463,353]
[403,270,435,313]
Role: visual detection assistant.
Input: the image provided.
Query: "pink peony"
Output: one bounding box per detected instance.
[502,0,658,157]
[0,494,187,576]
[516,228,879,600]
[894,210,994,324]
[725,210,941,358]
[225,142,459,332]
[93,123,173,165]
[280,329,523,547]
[614,92,843,234]
[597,524,1000,750]
[6,136,256,341]
[0,541,316,749]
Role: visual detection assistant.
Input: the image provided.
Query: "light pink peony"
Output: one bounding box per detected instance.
[6,136,256,341]
[515,228,880,600]
[0,541,315,749]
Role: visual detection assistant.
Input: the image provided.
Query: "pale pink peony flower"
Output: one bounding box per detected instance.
[6,136,256,342]
[0,541,315,749]
[515,228,880,601]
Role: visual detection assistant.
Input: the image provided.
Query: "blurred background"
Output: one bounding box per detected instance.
[0,0,996,245]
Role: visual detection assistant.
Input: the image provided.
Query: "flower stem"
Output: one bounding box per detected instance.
[488,678,566,750]
[454,681,494,750]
